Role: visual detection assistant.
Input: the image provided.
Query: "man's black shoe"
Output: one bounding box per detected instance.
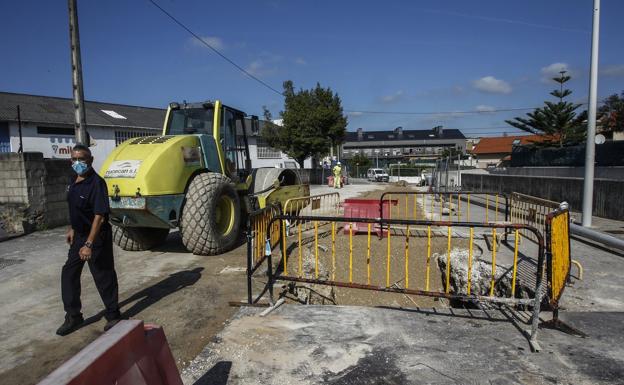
[104,318,121,332]
[56,314,84,336]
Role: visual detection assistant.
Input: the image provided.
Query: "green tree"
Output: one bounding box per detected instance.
[598,91,624,137]
[440,147,462,158]
[505,71,587,147]
[261,80,347,168]
[346,153,372,177]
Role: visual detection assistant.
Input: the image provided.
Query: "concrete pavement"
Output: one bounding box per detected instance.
[182,305,624,385]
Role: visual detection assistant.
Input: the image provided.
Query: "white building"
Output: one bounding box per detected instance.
[246,119,311,169]
[0,92,163,171]
[0,92,310,170]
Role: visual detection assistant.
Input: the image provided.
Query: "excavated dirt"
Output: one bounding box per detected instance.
[275,185,469,308]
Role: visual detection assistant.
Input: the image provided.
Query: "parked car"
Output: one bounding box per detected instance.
[366,168,389,182]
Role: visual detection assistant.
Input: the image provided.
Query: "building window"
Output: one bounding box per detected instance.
[37,126,74,136]
[114,129,154,146]
[256,138,281,159]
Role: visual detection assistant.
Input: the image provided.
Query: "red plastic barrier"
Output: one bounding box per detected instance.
[38,320,182,385]
[343,198,397,237]
[327,176,345,187]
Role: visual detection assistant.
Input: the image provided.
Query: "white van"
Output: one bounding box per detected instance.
[366,168,389,182]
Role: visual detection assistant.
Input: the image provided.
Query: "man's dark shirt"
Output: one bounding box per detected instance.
[67,169,110,236]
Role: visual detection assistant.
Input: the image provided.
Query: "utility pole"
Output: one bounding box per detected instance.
[68,0,89,145]
[457,153,461,189]
[17,105,23,153]
[582,0,600,227]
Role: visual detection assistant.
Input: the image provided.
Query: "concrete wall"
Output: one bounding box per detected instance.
[389,176,422,184]
[0,152,72,234]
[489,166,624,180]
[474,154,506,169]
[43,158,73,227]
[462,173,624,220]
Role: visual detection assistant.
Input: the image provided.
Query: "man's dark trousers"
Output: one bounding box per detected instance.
[61,225,120,321]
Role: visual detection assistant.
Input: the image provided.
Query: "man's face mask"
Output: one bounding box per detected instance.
[72,160,89,175]
[71,153,91,175]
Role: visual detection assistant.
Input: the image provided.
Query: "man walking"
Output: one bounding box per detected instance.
[56,144,121,336]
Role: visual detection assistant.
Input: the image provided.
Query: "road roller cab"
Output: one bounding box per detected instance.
[100,100,308,255]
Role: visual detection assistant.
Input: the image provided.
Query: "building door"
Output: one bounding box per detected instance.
[0,122,10,152]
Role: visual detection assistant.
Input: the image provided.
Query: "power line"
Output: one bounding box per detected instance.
[457,126,518,130]
[147,0,284,97]
[344,106,540,115]
[462,131,522,135]
[344,100,606,116]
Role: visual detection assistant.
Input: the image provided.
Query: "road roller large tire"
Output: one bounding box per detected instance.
[180,173,241,255]
[112,225,169,251]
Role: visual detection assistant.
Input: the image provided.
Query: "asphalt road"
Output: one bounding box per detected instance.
[0,229,249,385]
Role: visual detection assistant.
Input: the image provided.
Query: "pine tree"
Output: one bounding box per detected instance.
[505,71,587,147]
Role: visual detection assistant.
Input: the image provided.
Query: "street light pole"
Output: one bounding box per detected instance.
[582,0,600,227]
[68,0,89,145]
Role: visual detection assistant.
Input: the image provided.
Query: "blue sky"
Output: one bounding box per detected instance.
[1,0,624,137]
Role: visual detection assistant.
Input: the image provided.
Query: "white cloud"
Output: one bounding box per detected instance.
[348,111,364,117]
[244,52,283,77]
[294,57,307,65]
[380,90,404,103]
[475,104,496,113]
[245,59,277,77]
[191,36,225,50]
[600,65,624,77]
[472,76,512,94]
[419,112,464,125]
[540,62,570,83]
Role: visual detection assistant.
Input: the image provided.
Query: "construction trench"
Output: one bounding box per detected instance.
[252,186,542,312]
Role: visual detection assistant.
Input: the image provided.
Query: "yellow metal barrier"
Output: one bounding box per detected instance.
[379,191,508,224]
[254,213,547,350]
[510,192,559,243]
[274,216,543,309]
[246,203,282,305]
[250,204,281,266]
[283,192,341,234]
[547,210,571,307]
